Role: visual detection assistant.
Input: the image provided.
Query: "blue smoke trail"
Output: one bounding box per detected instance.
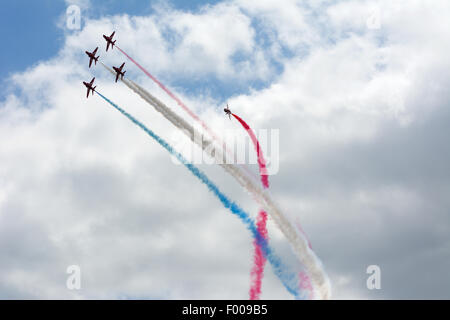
[95,91,300,297]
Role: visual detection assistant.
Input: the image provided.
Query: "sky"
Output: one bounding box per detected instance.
[0,0,220,93]
[1,0,450,299]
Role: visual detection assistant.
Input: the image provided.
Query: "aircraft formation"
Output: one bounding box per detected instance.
[83,31,232,119]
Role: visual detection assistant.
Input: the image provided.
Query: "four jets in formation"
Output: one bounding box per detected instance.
[83,31,125,97]
[83,31,232,119]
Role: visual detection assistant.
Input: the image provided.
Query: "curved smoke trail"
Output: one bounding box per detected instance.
[232,113,313,299]
[231,113,269,188]
[100,63,331,299]
[95,90,300,297]
[230,112,270,299]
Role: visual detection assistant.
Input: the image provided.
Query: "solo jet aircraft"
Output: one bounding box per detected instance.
[83,77,96,98]
[112,62,126,83]
[224,104,232,120]
[103,31,116,52]
[85,47,99,68]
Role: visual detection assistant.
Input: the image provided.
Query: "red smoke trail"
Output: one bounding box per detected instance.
[299,271,314,300]
[231,113,269,188]
[231,112,270,300]
[249,210,268,300]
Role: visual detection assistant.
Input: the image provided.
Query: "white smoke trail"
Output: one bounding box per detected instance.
[100,63,331,299]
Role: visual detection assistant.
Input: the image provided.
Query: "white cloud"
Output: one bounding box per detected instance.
[59,3,272,82]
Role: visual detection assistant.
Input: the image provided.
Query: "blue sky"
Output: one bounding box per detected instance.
[0,0,66,79]
[0,0,277,103]
[0,0,221,82]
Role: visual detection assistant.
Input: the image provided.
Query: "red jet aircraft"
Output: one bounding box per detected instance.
[224,104,232,120]
[83,77,96,98]
[112,62,126,83]
[85,47,99,68]
[103,31,116,52]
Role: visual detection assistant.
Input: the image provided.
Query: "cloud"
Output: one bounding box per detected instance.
[1,0,450,299]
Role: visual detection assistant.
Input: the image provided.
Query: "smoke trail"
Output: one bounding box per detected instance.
[131,80,330,299]
[115,46,223,147]
[230,113,270,299]
[249,210,268,300]
[94,90,300,297]
[114,46,258,181]
[299,271,314,300]
[231,113,269,188]
[231,113,315,298]
[295,219,313,250]
[230,112,271,299]
[116,46,198,121]
[99,63,331,299]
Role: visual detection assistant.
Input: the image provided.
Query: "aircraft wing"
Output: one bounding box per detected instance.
[120,62,125,70]
[89,58,93,68]
[115,73,120,83]
[110,31,115,38]
[106,42,110,51]
[93,47,98,55]
[86,88,90,98]
[90,77,95,85]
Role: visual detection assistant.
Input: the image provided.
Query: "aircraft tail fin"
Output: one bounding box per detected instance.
[122,71,126,79]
